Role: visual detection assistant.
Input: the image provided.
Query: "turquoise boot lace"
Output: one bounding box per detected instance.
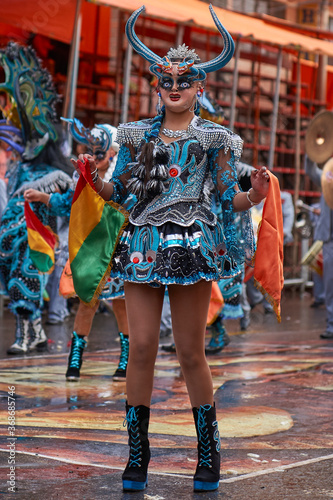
[68,332,86,369]
[197,404,220,468]
[118,332,129,370]
[124,407,142,467]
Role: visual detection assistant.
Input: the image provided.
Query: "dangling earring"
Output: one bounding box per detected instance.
[197,88,203,102]
[189,95,197,113]
[157,91,162,114]
[193,88,203,113]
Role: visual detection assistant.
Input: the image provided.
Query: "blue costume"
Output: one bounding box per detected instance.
[0,43,72,354]
[109,115,254,286]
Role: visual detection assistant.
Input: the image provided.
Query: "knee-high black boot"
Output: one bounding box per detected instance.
[192,403,221,492]
[122,403,150,491]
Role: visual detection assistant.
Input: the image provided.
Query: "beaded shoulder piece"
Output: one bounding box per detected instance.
[116,116,243,160]
[188,116,243,160]
[116,119,154,149]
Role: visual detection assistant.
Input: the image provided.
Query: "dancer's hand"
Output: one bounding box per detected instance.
[250,166,270,202]
[24,188,50,205]
[71,154,97,176]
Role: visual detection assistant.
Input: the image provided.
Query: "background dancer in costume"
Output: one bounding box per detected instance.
[24,120,130,381]
[72,5,270,493]
[305,155,333,340]
[0,43,73,355]
[202,94,248,347]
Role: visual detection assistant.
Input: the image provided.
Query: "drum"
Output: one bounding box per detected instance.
[301,240,323,277]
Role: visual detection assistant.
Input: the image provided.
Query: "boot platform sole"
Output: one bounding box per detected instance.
[8,339,49,355]
[7,347,29,355]
[122,479,148,491]
[32,340,48,352]
[194,480,219,491]
[112,372,126,382]
[66,376,80,382]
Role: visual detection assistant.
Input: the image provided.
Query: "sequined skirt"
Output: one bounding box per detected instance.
[110,219,241,286]
[99,277,125,300]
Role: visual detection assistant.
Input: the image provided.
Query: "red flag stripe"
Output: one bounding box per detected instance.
[72,158,96,204]
[24,202,57,249]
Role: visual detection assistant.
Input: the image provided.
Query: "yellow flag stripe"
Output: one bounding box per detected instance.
[69,183,105,262]
[27,228,54,260]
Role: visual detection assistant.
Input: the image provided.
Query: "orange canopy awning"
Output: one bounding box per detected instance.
[0,0,77,44]
[93,0,333,56]
[1,0,333,56]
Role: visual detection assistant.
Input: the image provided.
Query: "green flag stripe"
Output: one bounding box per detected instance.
[71,204,126,303]
[29,249,54,273]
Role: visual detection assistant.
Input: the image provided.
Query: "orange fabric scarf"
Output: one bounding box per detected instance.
[253,172,284,322]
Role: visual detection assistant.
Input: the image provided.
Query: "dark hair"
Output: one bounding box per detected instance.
[31,137,73,176]
[137,107,165,169]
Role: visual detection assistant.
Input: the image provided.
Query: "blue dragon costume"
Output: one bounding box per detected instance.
[117,5,255,494]
[0,42,73,354]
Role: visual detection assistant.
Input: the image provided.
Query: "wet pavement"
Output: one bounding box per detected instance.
[0,290,332,499]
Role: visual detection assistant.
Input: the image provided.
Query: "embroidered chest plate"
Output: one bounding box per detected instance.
[130,137,215,227]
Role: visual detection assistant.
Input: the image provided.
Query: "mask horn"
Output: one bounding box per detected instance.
[196,4,235,73]
[125,6,164,65]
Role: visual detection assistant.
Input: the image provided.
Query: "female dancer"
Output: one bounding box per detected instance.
[73,5,269,492]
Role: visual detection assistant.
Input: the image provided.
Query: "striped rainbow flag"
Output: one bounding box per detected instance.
[25,202,58,274]
[69,158,128,305]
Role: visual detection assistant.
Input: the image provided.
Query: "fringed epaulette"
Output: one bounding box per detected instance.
[116,119,154,149]
[188,116,243,160]
[13,170,73,197]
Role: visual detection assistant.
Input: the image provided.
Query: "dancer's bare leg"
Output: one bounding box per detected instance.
[112,298,129,336]
[168,281,213,408]
[73,300,99,336]
[124,282,165,406]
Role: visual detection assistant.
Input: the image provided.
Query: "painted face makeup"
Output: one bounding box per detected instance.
[159,76,194,92]
[88,149,107,161]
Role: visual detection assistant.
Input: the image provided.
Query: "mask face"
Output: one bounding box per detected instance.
[159,76,194,92]
[0,42,59,159]
[88,149,106,161]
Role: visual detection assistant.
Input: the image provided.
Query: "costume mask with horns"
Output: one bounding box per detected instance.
[125,4,235,81]
[61,117,113,155]
[123,4,235,199]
